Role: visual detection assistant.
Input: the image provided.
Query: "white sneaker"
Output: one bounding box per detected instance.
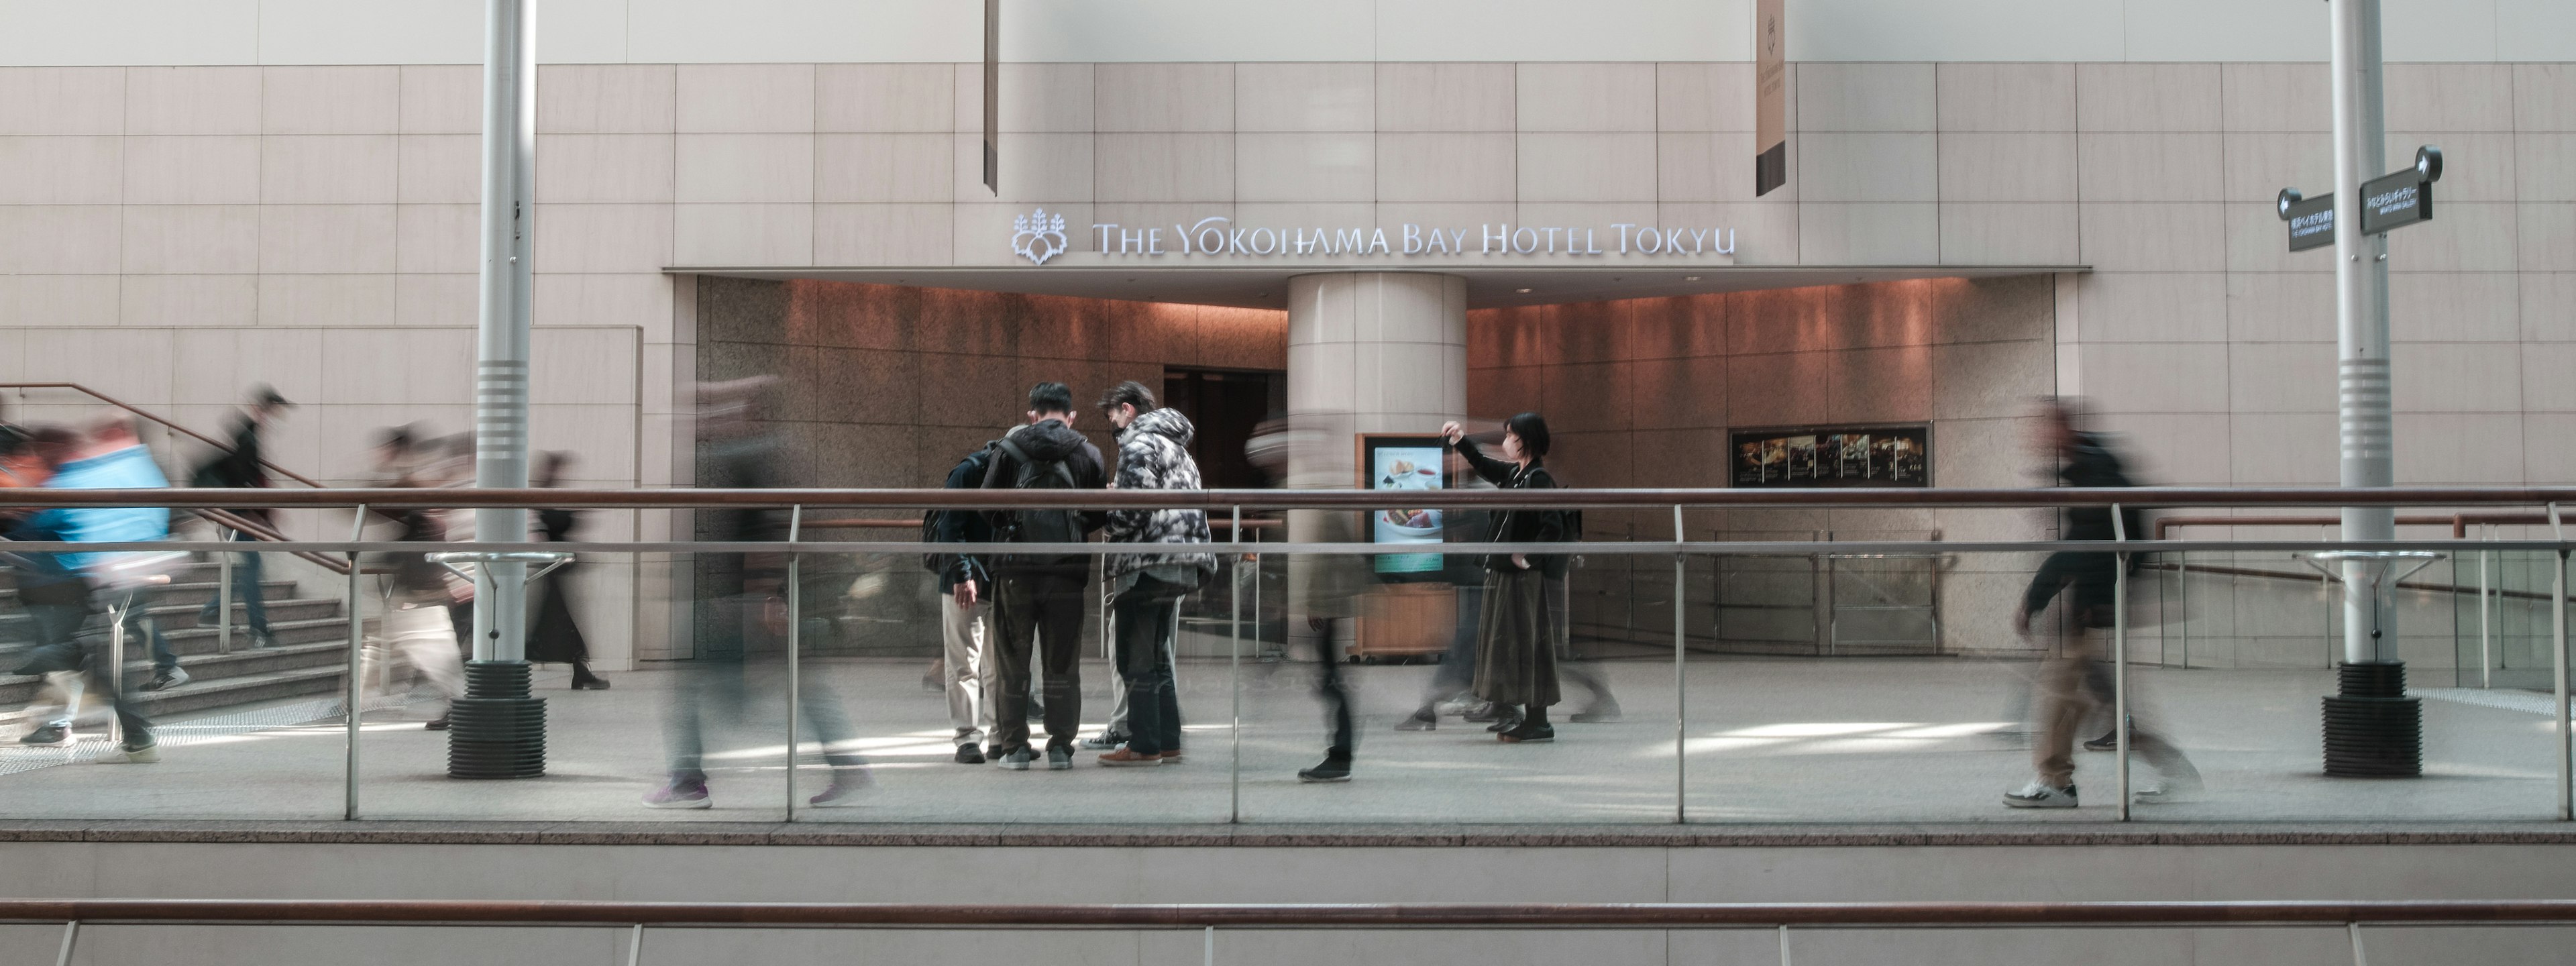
[2002,780,2077,808]
[2134,770,2205,804]
[101,743,160,764]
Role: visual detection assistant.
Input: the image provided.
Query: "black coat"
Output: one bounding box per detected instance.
[526,507,588,664]
[1452,437,1569,576]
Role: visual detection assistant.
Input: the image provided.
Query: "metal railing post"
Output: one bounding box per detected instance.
[106,594,126,750]
[2113,504,2131,821]
[2175,549,2188,669]
[1776,924,1791,966]
[626,923,645,966]
[785,505,802,822]
[1203,924,1216,966]
[346,505,366,821]
[1241,507,1252,824]
[1673,504,1687,825]
[2348,922,2367,966]
[217,527,234,655]
[53,920,75,966]
[2553,504,2569,822]
[2479,532,2493,690]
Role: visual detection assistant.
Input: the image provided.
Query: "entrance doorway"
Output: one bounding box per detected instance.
[1162,367,1283,489]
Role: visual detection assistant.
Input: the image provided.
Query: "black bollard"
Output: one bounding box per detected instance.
[449,660,547,779]
[2322,660,2420,777]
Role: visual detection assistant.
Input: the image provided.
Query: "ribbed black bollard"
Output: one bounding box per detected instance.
[2322,661,2420,777]
[448,661,546,779]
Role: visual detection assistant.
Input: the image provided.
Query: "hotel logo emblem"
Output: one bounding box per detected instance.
[1010,208,1069,265]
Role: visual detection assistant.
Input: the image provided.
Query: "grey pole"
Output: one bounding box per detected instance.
[447,0,543,780]
[472,0,536,663]
[2330,0,2396,665]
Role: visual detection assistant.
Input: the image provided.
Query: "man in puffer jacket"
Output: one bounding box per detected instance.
[1091,381,1216,767]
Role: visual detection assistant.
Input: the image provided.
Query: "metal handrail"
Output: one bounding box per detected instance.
[6,898,2575,927]
[0,382,325,488]
[9,485,2576,511]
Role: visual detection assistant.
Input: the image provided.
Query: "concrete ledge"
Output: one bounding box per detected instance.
[5,820,2576,848]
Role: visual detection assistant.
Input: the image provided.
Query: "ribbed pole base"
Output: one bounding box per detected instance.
[448,661,547,780]
[2322,661,2421,777]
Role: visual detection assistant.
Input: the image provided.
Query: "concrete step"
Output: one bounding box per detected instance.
[0,593,335,633]
[0,578,301,610]
[0,640,349,710]
[129,664,350,718]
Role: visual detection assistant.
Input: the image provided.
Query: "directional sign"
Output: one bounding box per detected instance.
[2279,189,2336,252]
[2359,146,2442,235]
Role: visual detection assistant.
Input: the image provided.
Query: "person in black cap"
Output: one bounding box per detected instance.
[190,384,292,651]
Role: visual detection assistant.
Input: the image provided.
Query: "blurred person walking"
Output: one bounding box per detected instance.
[1443,413,1568,745]
[928,439,1000,763]
[188,384,292,650]
[5,415,176,759]
[979,382,1108,771]
[646,381,870,808]
[367,433,470,730]
[527,451,607,690]
[2002,400,2200,809]
[1092,382,1216,768]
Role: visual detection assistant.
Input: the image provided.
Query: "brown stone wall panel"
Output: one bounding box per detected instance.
[791,344,920,425]
[1544,429,1632,489]
[1534,300,1630,365]
[698,276,789,345]
[1466,364,1544,422]
[1541,360,1632,432]
[1199,305,1291,370]
[786,278,916,351]
[1625,294,1726,360]
[912,286,1026,356]
[914,352,1024,429]
[1725,350,1832,428]
[1627,427,1724,488]
[1628,354,1727,431]
[696,339,788,386]
[808,422,924,488]
[1933,339,2051,421]
[918,424,1008,486]
[1468,305,1549,369]
[1826,345,1934,424]
[1730,281,1938,355]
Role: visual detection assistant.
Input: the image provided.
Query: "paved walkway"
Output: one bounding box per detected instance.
[0,657,2558,826]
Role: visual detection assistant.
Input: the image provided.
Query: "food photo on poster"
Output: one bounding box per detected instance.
[1731,425,1930,488]
[1360,434,1450,574]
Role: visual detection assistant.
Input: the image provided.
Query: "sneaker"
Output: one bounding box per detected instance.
[1077,731,1128,751]
[1568,704,1623,724]
[1297,757,1352,783]
[1433,694,1479,716]
[1097,747,1162,767]
[1046,745,1073,770]
[249,631,278,651]
[570,676,611,690]
[2083,717,2132,752]
[808,769,871,807]
[2002,780,2078,809]
[642,780,712,809]
[423,715,450,731]
[1394,710,1437,732]
[142,667,190,692]
[1460,702,1503,722]
[996,747,1036,771]
[1157,749,1183,763]
[1497,722,1554,743]
[954,744,986,765]
[19,724,69,746]
[102,742,159,764]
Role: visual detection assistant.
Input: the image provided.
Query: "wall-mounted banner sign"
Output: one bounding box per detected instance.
[1731,425,1929,488]
[1063,213,1737,264]
[1754,0,1787,197]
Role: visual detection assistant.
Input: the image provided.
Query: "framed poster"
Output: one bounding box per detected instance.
[1357,433,1450,575]
[1730,425,1930,488]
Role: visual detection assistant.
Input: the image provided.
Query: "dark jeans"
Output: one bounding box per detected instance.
[1317,618,1354,761]
[1110,574,1190,756]
[993,572,1088,753]
[197,529,270,638]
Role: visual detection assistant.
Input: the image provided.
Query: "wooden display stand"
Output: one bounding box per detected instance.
[1351,582,1456,662]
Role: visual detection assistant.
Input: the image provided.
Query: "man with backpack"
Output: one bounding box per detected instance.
[929,440,1000,764]
[979,383,1108,771]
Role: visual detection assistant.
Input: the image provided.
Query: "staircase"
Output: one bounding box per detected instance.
[0,559,354,721]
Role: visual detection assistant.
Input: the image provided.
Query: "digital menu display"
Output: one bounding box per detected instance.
[1360,435,1450,574]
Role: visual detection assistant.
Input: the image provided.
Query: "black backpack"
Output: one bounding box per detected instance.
[996,435,1082,548]
[920,443,997,576]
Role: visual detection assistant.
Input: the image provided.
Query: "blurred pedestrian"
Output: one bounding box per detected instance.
[369,435,468,730]
[1093,382,1215,768]
[527,451,606,690]
[2003,400,2200,808]
[189,384,291,649]
[6,415,175,760]
[978,382,1108,771]
[1443,413,1567,744]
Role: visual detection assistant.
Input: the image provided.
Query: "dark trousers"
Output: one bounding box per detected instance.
[663,594,861,782]
[1110,574,1189,756]
[1317,618,1354,761]
[992,572,1088,753]
[197,529,271,639]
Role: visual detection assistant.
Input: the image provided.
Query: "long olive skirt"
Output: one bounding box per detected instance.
[1472,569,1560,708]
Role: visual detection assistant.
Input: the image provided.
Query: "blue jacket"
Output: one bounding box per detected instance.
[28,445,171,572]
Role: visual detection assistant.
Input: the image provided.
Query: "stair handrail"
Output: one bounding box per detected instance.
[0,382,325,488]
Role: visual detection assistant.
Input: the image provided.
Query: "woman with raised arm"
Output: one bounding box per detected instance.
[1442,413,1566,744]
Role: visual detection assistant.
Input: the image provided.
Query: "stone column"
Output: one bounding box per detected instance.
[1283,272,1467,653]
